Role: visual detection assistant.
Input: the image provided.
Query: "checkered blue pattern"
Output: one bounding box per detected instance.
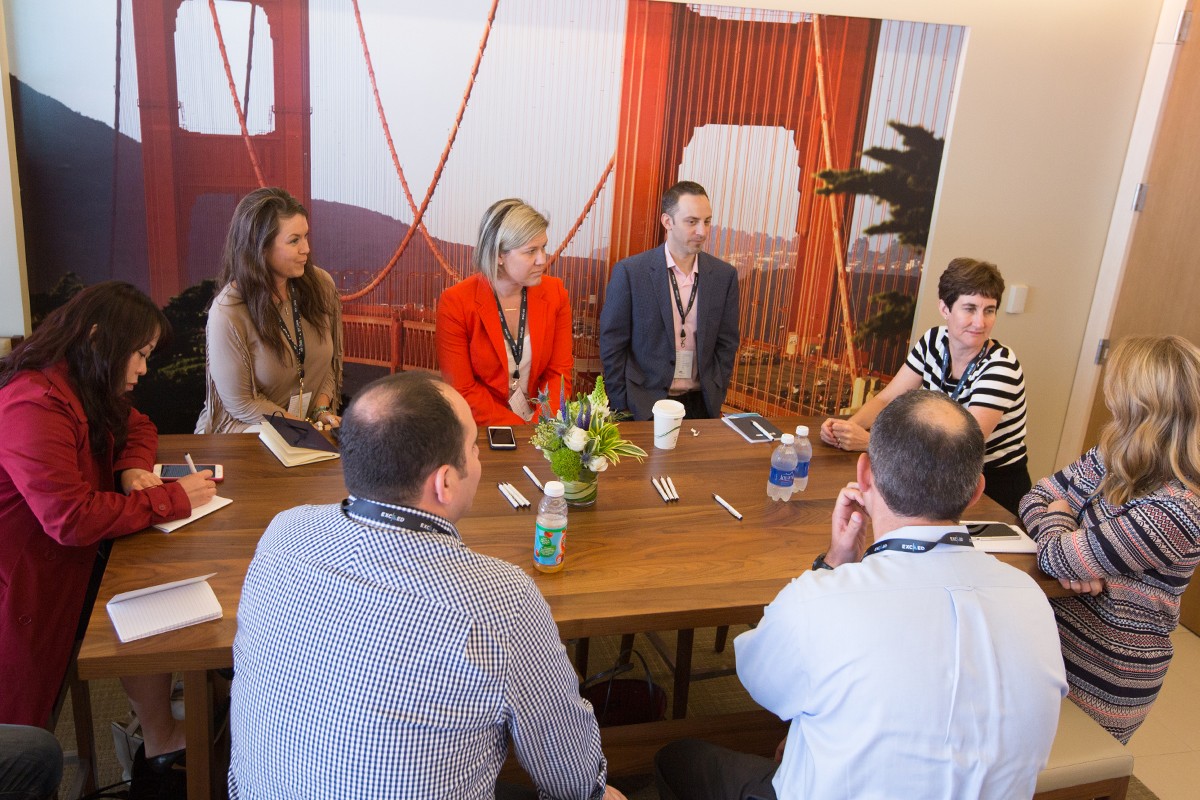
[228,500,607,799]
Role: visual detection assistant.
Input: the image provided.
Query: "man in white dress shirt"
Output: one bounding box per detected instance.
[655,390,1067,800]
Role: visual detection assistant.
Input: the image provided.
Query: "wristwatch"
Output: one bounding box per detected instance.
[812,552,835,571]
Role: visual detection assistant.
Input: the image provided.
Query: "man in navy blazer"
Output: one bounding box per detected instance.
[599,181,741,420]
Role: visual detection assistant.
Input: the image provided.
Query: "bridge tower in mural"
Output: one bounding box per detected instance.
[132,0,310,304]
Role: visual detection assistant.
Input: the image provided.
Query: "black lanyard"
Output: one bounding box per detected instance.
[275,285,306,382]
[668,267,699,346]
[341,496,458,539]
[495,288,528,389]
[939,336,989,401]
[863,530,974,558]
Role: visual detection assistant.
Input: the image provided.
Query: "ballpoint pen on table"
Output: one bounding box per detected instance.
[752,420,774,441]
[184,453,198,473]
[504,483,531,508]
[665,476,680,501]
[651,477,670,503]
[712,493,742,520]
[497,483,520,509]
[522,465,544,491]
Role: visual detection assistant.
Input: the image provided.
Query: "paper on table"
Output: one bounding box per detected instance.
[153,495,232,533]
[106,574,223,643]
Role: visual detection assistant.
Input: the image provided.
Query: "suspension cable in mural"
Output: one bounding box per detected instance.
[549,155,616,267]
[341,0,504,299]
[207,0,267,187]
[108,0,124,279]
[811,14,859,376]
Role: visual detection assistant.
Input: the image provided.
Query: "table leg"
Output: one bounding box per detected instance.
[574,637,590,677]
[183,670,213,800]
[672,628,694,719]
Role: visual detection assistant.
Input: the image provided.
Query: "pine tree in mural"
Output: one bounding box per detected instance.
[816,121,943,252]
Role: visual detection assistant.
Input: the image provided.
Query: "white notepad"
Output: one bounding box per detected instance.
[106,574,223,643]
[153,495,232,533]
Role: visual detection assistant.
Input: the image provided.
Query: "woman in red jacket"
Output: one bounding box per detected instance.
[436,198,573,425]
[0,282,215,797]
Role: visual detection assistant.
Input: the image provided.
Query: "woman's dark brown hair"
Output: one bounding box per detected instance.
[0,281,170,457]
[217,187,336,360]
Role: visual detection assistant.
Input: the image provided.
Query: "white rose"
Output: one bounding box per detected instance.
[587,456,609,473]
[564,427,588,452]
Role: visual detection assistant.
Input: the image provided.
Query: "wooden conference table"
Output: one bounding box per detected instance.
[77,417,1056,797]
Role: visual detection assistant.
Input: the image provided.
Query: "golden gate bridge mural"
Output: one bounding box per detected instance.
[121,0,963,417]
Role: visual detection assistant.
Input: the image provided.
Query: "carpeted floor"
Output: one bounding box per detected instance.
[54,626,1159,799]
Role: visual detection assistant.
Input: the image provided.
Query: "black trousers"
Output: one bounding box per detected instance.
[668,390,710,420]
[655,739,779,800]
[983,456,1032,517]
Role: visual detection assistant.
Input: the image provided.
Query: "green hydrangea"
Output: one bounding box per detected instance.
[549,448,583,482]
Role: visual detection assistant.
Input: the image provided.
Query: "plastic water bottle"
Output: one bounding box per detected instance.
[767,433,799,502]
[534,481,568,573]
[793,425,813,493]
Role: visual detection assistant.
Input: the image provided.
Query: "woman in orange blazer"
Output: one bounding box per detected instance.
[437,198,573,425]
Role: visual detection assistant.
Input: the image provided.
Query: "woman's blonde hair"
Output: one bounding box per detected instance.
[1098,335,1200,505]
[472,198,548,285]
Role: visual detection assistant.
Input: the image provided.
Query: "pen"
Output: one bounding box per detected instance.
[505,483,531,508]
[497,483,520,509]
[665,476,680,501]
[752,420,774,441]
[651,477,670,503]
[522,465,544,491]
[184,453,198,474]
[712,493,742,521]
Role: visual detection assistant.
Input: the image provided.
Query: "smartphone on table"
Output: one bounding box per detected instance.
[963,522,1021,540]
[153,463,224,482]
[487,426,517,450]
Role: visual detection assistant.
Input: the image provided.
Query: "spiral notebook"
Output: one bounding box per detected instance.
[106,574,223,643]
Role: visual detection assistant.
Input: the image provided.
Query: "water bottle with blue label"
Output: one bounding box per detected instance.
[767,433,798,502]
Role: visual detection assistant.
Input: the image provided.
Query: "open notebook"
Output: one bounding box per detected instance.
[259,414,340,467]
[106,574,223,643]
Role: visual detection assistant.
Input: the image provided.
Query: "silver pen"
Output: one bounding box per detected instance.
[665,476,680,501]
[651,477,670,503]
[752,420,774,441]
[712,493,742,520]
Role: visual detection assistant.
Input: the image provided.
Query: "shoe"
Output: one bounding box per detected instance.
[130,743,187,800]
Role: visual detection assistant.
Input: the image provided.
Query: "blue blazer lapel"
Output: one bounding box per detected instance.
[695,252,719,363]
[651,249,675,346]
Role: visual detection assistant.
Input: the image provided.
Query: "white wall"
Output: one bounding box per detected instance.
[0,0,29,337]
[689,0,1170,480]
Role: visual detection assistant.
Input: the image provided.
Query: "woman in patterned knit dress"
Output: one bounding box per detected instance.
[1021,335,1200,743]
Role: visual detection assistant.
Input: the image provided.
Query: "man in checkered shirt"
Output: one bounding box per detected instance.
[228,373,626,799]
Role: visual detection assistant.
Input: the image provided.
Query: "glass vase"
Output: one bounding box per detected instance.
[561,471,598,507]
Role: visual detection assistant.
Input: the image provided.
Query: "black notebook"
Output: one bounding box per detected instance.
[259,414,339,467]
[722,413,785,443]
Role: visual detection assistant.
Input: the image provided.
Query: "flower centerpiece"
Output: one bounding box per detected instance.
[531,377,647,506]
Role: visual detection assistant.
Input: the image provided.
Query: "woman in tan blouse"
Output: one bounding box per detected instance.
[196,188,342,433]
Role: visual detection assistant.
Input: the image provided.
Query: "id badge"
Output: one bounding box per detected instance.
[509,387,533,421]
[674,349,695,381]
[288,391,313,418]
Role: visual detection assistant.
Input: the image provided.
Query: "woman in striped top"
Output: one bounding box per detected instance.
[1021,336,1200,743]
[821,258,1030,513]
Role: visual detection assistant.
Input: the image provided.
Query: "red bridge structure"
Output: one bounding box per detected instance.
[128,0,959,415]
